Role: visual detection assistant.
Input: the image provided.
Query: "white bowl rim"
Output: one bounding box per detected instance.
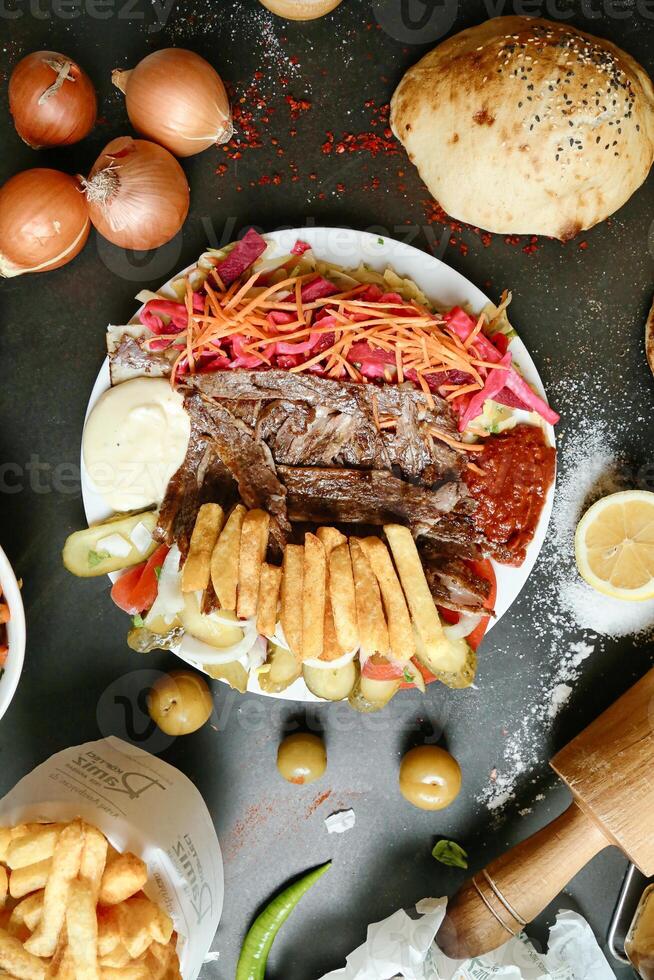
[0,545,26,722]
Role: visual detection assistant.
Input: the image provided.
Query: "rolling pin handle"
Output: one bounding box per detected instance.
[436,802,612,959]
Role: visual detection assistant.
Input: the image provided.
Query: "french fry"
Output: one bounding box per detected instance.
[317,528,347,662]
[181,504,225,593]
[98,853,147,907]
[99,966,150,980]
[0,927,46,979]
[302,534,327,661]
[47,935,73,979]
[99,942,130,968]
[66,880,100,980]
[210,504,246,611]
[316,527,347,554]
[9,860,52,900]
[79,825,108,905]
[24,820,84,958]
[256,564,282,639]
[359,536,415,662]
[384,524,448,663]
[280,544,304,660]
[349,540,388,656]
[9,892,43,933]
[0,868,6,910]
[236,509,270,620]
[115,895,157,959]
[96,910,121,958]
[6,826,62,871]
[0,829,12,863]
[329,543,359,653]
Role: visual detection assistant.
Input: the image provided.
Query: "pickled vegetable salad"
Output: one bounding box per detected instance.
[135,228,559,436]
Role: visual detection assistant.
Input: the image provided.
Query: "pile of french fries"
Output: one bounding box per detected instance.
[182,503,446,665]
[0,818,180,979]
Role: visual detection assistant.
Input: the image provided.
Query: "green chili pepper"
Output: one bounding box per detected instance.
[236,861,331,980]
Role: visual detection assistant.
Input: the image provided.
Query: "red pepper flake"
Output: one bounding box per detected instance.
[578,240,589,250]
[285,94,312,120]
[254,70,264,80]
[216,163,228,176]
[289,128,297,138]
[326,102,397,158]
[272,173,282,185]
[308,172,317,180]
[290,55,300,65]
[336,182,345,192]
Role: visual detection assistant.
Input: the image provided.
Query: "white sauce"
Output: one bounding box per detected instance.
[83,378,190,512]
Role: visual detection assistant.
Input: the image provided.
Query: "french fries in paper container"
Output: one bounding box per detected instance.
[0,737,223,978]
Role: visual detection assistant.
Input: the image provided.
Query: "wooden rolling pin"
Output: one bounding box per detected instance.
[437,667,654,959]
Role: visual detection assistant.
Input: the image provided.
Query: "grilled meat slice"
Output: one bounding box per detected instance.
[423,555,492,615]
[278,465,461,536]
[155,433,235,560]
[185,370,461,482]
[185,393,291,552]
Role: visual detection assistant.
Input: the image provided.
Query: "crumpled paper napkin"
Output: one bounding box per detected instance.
[320,898,616,980]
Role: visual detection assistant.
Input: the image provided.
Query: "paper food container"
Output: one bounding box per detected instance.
[0,736,223,979]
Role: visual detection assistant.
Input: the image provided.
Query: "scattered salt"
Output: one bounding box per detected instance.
[475,366,654,815]
[548,683,573,719]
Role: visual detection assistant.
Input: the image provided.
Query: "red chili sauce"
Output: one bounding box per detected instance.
[464,424,556,566]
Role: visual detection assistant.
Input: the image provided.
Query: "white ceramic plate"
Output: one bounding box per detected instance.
[0,545,26,722]
[82,227,556,702]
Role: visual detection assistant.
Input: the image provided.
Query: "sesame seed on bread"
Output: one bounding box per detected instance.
[390,16,654,239]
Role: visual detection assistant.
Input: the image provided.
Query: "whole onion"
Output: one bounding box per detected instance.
[112,49,232,158]
[82,137,190,250]
[9,51,97,149]
[259,0,343,19]
[0,169,90,278]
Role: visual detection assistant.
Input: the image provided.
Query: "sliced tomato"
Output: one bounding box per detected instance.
[465,558,497,651]
[361,654,405,681]
[110,544,169,616]
[401,559,498,688]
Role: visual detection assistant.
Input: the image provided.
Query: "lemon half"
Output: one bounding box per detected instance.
[575,490,654,601]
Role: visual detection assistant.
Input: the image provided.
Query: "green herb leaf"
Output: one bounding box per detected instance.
[377,236,384,245]
[132,613,145,628]
[154,566,163,581]
[403,667,413,683]
[88,550,109,568]
[432,840,468,869]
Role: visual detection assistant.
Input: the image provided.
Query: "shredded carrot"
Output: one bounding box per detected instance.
[464,312,486,348]
[161,267,504,450]
[429,426,485,452]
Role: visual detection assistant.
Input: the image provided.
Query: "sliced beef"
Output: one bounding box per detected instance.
[278,465,460,536]
[185,370,461,483]
[417,517,483,561]
[107,325,175,385]
[185,393,291,552]
[155,432,235,560]
[423,555,492,615]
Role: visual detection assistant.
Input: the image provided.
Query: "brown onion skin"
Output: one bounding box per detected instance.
[0,169,90,277]
[85,137,190,250]
[9,51,97,149]
[113,49,232,158]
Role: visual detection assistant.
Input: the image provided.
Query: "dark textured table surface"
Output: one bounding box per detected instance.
[1,1,654,977]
